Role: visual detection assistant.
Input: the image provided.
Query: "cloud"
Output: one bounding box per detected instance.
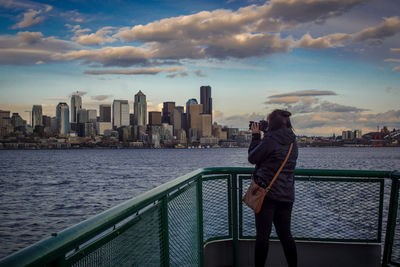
[353,16,400,43]
[292,109,400,135]
[12,9,44,28]
[60,10,85,23]
[0,31,82,65]
[8,1,53,29]
[296,17,400,50]
[384,58,400,63]
[62,46,151,67]
[72,27,117,45]
[268,90,337,98]
[265,90,367,115]
[84,66,187,75]
[218,112,265,128]
[386,86,392,93]
[71,91,87,97]
[393,66,400,71]
[91,95,113,101]
[194,69,207,77]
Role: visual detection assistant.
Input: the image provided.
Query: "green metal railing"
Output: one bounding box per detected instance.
[1,168,399,267]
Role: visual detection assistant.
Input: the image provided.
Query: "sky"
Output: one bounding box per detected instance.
[0,0,399,136]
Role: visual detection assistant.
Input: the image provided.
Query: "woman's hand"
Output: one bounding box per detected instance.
[251,122,260,134]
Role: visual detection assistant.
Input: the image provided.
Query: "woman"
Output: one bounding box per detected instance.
[248,109,298,267]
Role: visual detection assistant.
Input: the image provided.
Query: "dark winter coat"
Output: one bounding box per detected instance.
[248,127,298,202]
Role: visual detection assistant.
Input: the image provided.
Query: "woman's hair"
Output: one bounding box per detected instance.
[267,109,292,131]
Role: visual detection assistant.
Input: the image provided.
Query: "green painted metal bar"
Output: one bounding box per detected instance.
[231,174,239,267]
[238,176,244,239]
[383,177,400,266]
[1,168,399,267]
[377,179,385,243]
[160,196,170,267]
[197,175,204,267]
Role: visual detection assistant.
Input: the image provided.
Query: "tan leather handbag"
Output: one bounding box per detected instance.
[243,143,293,213]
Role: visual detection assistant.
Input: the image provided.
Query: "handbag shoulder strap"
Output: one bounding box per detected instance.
[265,143,294,193]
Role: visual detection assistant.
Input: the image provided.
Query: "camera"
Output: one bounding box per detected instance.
[249,120,268,132]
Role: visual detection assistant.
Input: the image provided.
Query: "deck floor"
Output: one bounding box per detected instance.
[204,239,381,267]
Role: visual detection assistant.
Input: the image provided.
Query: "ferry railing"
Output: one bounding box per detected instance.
[0,168,399,267]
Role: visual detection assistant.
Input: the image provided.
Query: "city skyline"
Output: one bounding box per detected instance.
[0,0,400,136]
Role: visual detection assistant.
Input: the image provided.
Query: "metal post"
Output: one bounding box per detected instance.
[197,175,204,267]
[160,196,170,267]
[382,177,399,266]
[231,174,239,267]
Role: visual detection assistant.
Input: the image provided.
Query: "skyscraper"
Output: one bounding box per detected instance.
[200,114,212,137]
[134,90,147,126]
[113,100,130,128]
[99,104,111,122]
[77,109,88,123]
[186,98,198,121]
[71,93,82,123]
[162,102,175,124]
[171,106,184,136]
[187,103,203,130]
[32,105,43,128]
[56,102,70,135]
[149,111,162,125]
[200,86,212,115]
[87,109,97,123]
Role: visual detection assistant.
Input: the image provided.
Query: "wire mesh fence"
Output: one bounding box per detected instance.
[389,180,400,265]
[202,176,230,242]
[240,175,384,242]
[168,182,199,266]
[70,205,162,267]
[1,168,398,267]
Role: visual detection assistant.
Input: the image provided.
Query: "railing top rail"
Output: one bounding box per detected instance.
[1,167,399,266]
[0,168,204,267]
[201,167,400,179]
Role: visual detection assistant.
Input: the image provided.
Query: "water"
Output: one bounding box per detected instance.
[0,147,399,258]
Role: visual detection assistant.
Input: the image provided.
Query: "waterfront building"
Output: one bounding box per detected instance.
[42,115,51,128]
[77,122,94,137]
[186,98,198,121]
[96,122,112,135]
[200,114,212,137]
[113,100,130,128]
[200,137,219,146]
[87,109,97,123]
[342,130,354,140]
[71,94,82,123]
[171,107,184,136]
[149,111,162,126]
[77,109,88,123]
[134,91,147,126]
[227,128,239,140]
[118,126,135,142]
[32,105,42,128]
[11,113,26,128]
[187,103,202,141]
[130,114,135,126]
[200,86,212,116]
[150,123,173,142]
[0,110,11,136]
[187,104,202,129]
[213,122,228,140]
[162,102,175,124]
[0,110,10,120]
[56,102,70,135]
[175,129,187,144]
[354,130,362,139]
[99,104,111,122]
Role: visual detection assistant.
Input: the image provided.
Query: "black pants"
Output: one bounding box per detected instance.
[255,198,297,267]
